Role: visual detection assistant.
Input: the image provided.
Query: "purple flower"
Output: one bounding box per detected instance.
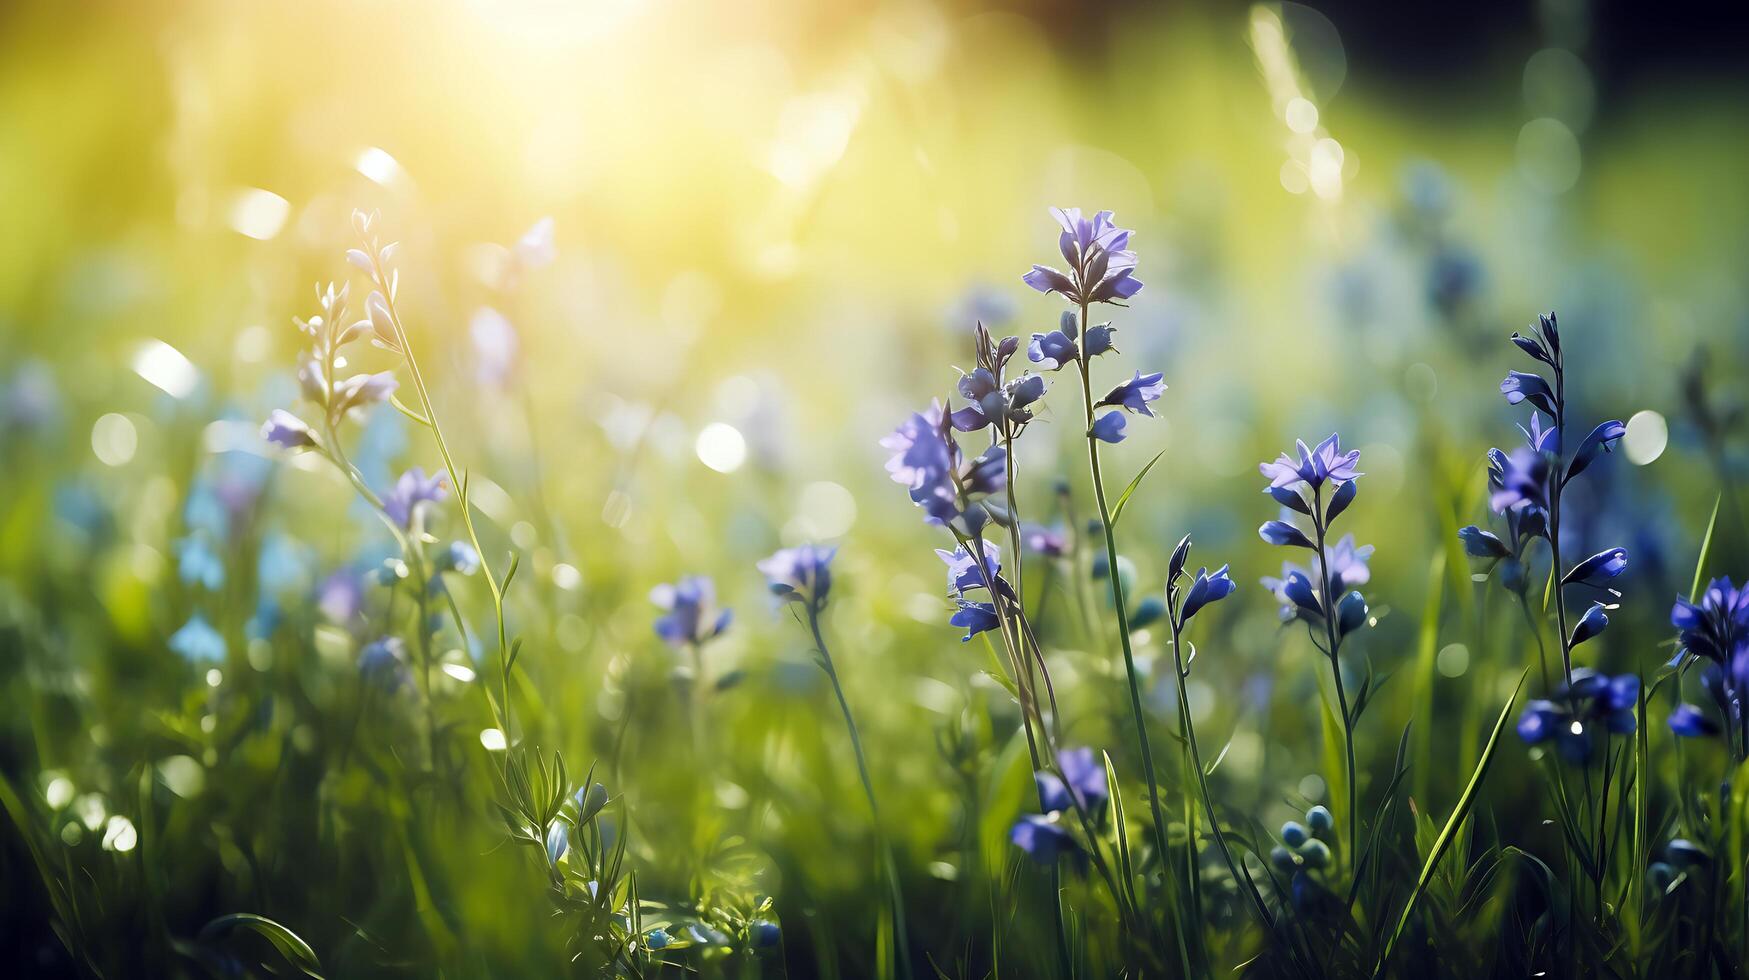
[1009,814,1077,863]
[1096,371,1166,416]
[949,599,1000,642]
[317,570,364,625]
[1036,747,1109,813]
[950,369,1047,432]
[1458,525,1510,559]
[937,540,1002,596]
[1260,537,1372,622]
[1022,208,1143,307]
[1180,565,1235,624]
[757,545,836,610]
[1500,370,1556,416]
[881,403,959,525]
[1091,411,1127,443]
[1670,577,1749,668]
[333,371,399,416]
[1488,445,1551,515]
[1027,326,1079,372]
[261,409,316,450]
[1260,520,1315,549]
[651,576,732,648]
[1567,419,1626,482]
[1259,434,1362,494]
[1024,524,1068,558]
[383,467,448,528]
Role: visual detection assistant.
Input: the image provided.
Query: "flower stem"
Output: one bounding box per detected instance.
[808,610,913,980]
[1311,483,1360,867]
[1074,303,1173,894]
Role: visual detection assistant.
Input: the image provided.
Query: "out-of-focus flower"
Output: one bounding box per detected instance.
[757,545,836,610]
[881,403,1007,527]
[359,636,411,691]
[651,576,732,648]
[1009,814,1076,862]
[169,613,226,663]
[261,409,317,450]
[1035,747,1109,813]
[438,541,480,576]
[383,467,447,528]
[1021,208,1143,306]
[1517,668,1637,764]
[514,217,556,271]
[332,371,399,417]
[470,307,519,388]
[1024,524,1067,558]
[317,570,365,625]
[176,535,225,590]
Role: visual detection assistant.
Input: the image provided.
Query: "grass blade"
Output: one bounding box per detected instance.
[1373,666,1528,978]
[1108,450,1165,529]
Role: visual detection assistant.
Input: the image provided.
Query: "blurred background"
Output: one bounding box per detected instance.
[3,0,1748,974]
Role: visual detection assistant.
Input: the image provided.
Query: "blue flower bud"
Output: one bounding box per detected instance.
[1306,805,1334,833]
[1280,821,1309,847]
[1270,845,1297,873]
[1299,839,1331,869]
[750,920,781,948]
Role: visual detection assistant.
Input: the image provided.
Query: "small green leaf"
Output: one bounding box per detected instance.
[1109,450,1166,529]
[197,913,325,979]
[388,394,431,427]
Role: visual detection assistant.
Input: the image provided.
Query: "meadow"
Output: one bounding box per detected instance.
[3,1,1749,977]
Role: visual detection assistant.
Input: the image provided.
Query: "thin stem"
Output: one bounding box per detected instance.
[1311,483,1360,867]
[1075,302,1171,874]
[808,610,913,980]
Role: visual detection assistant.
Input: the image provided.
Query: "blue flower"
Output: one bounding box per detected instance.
[1096,371,1166,417]
[1500,370,1556,416]
[1090,411,1127,443]
[1488,445,1551,515]
[950,368,1047,431]
[545,820,569,865]
[949,599,1000,642]
[937,540,1002,596]
[1027,320,1080,371]
[881,403,1006,526]
[651,576,732,647]
[1566,419,1626,482]
[750,920,781,949]
[1669,703,1721,738]
[1259,520,1315,549]
[383,467,447,528]
[1009,814,1077,863]
[169,613,226,663]
[1023,524,1067,558]
[1670,577,1749,668]
[1458,525,1510,559]
[1022,208,1143,306]
[1563,547,1627,588]
[176,535,225,590]
[1034,747,1109,814]
[359,637,411,691]
[439,541,480,576]
[757,545,836,610]
[1517,668,1637,764]
[1180,565,1236,624]
[1568,602,1609,648]
[1259,434,1362,494]
[261,409,316,450]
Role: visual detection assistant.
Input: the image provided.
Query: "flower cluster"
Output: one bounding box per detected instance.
[950,322,1048,435]
[938,540,1007,642]
[1270,804,1335,874]
[1516,668,1639,764]
[1462,313,1627,629]
[1022,208,1144,307]
[756,545,836,614]
[1256,435,1372,636]
[881,402,1007,528]
[1667,577,1749,745]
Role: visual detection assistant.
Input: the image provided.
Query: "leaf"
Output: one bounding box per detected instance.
[197,913,325,979]
[1103,751,1136,902]
[1108,450,1166,529]
[1373,666,1527,978]
[1689,492,1722,601]
[388,393,431,427]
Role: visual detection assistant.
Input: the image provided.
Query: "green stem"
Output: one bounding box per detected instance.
[1311,483,1360,867]
[1074,303,1172,894]
[809,610,913,980]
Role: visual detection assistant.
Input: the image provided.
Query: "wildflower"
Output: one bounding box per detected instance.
[332,371,399,417]
[1023,524,1067,558]
[261,409,317,450]
[651,576,732,648]
[1259,535,1374,623]
[1563,547,1628,588]
[1669,703,1721,738]
[1568,602,1610,648]
[1670,577,1749,668]
[1179,565,1235,624]
[1035,747,1109,813]
[1259,434,1362,494]
[949,599,1000,642]
[1027,314,1081,372]
[881,403,1007,526]
[1096,371,1166,417]
[1516,668,1637,763]
[750,920,781,949]
[176,536,225,590]
[383,467,448,528]
[1009,814,1077,862]
[936,540,1003,597]
[438,541,480,576]
[757,544,836,611]
[949,368,1047,432]
[317,570,364,625]
[358,637,411,692]
[470,307,519,388]
[169,613,226,663]
[1021,208,1143,306]
[1090,411,1127,443]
